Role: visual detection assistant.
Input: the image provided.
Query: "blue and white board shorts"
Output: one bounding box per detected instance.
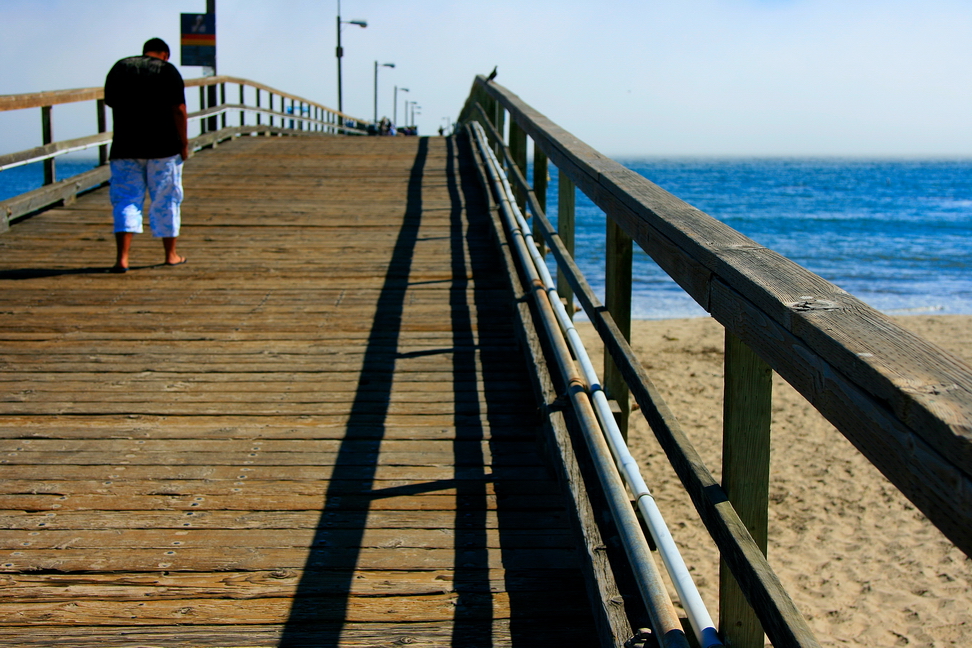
[109,155,184,237]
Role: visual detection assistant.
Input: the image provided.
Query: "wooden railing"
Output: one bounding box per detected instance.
[0,76,369,231]
[459,75,972,648]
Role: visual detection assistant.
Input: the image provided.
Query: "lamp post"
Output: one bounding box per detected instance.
[394,86,408,127]
[374,62,394,122]
[336,0,366,114]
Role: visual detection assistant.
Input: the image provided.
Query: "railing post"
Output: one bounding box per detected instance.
[719,331,772,648]
[96,99,107,167]
[199,86,207,135]
[41,106,54,185]
[207,82,218,132]
[239,84,245,127]
[533,145,548,257]
[220,82,227,130]
[493,99,505,157]
[508,120,526,203]
[604,216,632,439]
[269,92,274,128]
[557,170,575,319]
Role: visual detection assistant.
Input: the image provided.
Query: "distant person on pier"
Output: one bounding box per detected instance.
[104,37,189,273]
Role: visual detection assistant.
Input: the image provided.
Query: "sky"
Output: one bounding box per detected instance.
[2,0,972,158]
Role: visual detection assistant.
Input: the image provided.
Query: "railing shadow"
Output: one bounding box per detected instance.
[0,267,116,279]
[279,137,429,646]
[279,134,589,645]
[446,132,495,645]
[447,134,597,644]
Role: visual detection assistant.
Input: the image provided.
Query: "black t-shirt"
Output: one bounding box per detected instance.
[105,55,186,160]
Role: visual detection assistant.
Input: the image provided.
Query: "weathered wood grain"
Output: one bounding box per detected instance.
[0,135,599,645]
[0,621,560,648]
[0,510,571,531]
[0,569,587,600]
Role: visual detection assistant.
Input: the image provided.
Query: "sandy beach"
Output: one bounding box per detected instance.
[574,315,972,647]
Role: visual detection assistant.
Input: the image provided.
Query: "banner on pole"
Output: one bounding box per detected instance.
[180,13,216,67]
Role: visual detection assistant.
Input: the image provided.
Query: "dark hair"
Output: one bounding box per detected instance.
[142,38,170,56]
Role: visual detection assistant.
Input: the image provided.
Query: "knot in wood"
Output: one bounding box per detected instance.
[788,296,839,312]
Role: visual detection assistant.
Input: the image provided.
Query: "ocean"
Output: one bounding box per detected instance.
[540,159,972,320]
[0,159,101,203]
[3,157,971,320]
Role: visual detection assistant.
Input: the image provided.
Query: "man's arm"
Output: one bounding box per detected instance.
[174,103,188,160]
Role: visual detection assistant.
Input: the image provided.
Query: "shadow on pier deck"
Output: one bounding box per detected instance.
[0,136,601,646]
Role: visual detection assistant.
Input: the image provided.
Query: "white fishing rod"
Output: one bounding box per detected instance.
[473,122,722,648]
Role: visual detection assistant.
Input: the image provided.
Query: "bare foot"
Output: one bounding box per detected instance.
[164,256,188,266]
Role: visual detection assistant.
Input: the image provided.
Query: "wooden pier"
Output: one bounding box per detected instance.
[0,135,602,645]
[3,72,972,648]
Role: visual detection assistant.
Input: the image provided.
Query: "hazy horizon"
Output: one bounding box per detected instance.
[2,0,971,159]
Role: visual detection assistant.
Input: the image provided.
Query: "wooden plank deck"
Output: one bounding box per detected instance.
[0,135,601,646]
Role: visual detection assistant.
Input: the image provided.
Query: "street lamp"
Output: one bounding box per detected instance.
[336,0,366,114]
[374,62,394,122]
[395,87,408,127]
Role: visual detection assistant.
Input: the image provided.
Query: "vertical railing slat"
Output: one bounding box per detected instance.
[96,99,107,167]
[207,82,218,132]
[720,331,773,648]
[41,106,54,185]
[533,144,548,258]
[508,120,527,209]
[604,217,632,438]
[199,86,207,135]
[557,171,575,319]
[493,99,505,157]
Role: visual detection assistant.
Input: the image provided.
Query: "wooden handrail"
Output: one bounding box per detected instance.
[468,106,818,647]
[0,77,371,226]
[0,75,365,122]
[0,123,315,229]
[0,87,102,111]
[0,132,112,171]
[464,75,972,553]
[460,74,972,646]
[184,76,365,122]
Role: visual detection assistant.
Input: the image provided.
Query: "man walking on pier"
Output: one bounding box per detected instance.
[104,37,189,273]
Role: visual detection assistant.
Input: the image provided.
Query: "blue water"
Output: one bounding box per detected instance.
[3,157,970,319]
[540,159,972,319]
[0,159,101,202]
